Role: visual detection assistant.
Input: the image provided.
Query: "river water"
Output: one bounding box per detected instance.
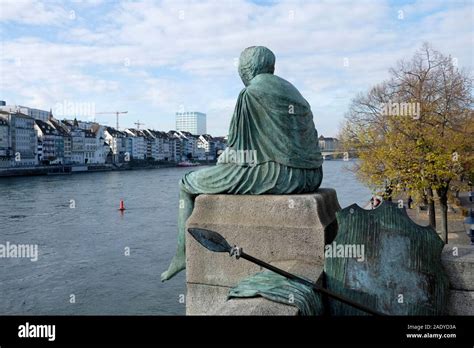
[0,160,371,315]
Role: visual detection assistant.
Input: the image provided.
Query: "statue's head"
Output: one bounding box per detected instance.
[238,46,275,86]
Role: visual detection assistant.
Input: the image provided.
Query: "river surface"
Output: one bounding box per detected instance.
[0,160,371,315]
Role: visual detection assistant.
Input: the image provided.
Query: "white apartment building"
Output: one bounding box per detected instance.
[36,140,43,163]
[27,108,51,122]
[0,102,50,123]
[0,111,37,167]
[0,117,10,167]
[0,117,9,157]
[144,129,171,161]
[70,129,85,164]
[124,129,146,160]
[197,134,216,160]
[175,131,198,160]
[167,131,181,162]
[142,130,158,160]
[84,130,97,164]
[160,134,170,161]
[90,124,108,164]
[50,119,72,164]
[105,127,127,163]
[34,119,64,164]
[176,112,206,135]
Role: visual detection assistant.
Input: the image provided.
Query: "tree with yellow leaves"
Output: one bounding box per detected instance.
[340,43,473,243]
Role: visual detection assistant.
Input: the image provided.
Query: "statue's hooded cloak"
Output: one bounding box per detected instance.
[161,46,324,283]
[227,46,323,169]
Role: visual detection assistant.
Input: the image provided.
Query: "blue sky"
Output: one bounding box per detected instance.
[0,0,472,136]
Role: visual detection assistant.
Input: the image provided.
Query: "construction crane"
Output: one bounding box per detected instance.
[134,120,145,130]
[95,111,128,130]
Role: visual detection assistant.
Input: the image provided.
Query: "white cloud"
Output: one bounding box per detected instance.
[0,0,472,136]
[0,0,71,25]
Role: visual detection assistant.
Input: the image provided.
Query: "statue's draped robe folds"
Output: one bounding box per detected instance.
[161,46,323,281]
[226,73,323,169]
[181,73,324,195]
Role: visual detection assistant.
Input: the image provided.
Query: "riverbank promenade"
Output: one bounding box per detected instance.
[398,192,472,245]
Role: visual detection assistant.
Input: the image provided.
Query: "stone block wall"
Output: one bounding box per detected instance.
[442,245,474,315]
[186,188,340,315]
[185,189,473,315]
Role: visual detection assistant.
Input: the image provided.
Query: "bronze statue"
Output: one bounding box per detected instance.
[161,46,323,281]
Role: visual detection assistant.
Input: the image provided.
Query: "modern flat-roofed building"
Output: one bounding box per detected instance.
[176,111,206,135]
[0,102,50,123]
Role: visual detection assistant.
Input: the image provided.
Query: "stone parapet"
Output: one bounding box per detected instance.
[442,245,474,315]
[185,190,473,315]
[186,189,340,315]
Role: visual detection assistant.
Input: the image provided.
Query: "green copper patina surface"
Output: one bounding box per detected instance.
[228,270,324,316]
[229,201,449,315]
[161,46,323,281]
[324,201,449,315]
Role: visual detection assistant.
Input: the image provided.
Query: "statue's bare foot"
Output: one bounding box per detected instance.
[161,256,185,282]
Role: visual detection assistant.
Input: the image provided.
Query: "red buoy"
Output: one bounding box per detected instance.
[119,200,126,211]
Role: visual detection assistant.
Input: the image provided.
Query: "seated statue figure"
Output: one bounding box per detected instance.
[161,46,324,281]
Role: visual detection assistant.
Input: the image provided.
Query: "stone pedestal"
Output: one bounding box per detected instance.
[185,188,341,315]
[442,245,474,315]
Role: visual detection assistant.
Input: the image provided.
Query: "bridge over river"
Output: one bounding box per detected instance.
[321,150,347,160]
